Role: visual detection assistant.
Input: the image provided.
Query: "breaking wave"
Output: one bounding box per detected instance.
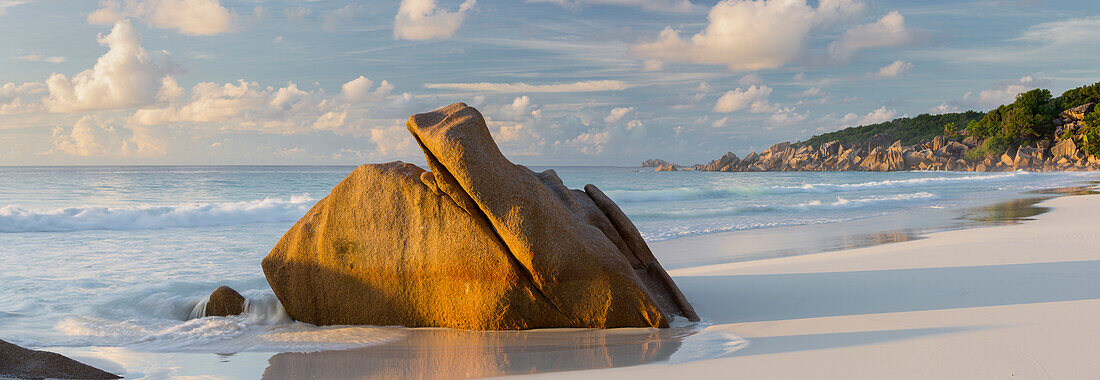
[634,192,940,220]
[0,195,315,233]
[608,172,1028,203]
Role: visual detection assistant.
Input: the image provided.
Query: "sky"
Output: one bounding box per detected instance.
[0,0,1098,166]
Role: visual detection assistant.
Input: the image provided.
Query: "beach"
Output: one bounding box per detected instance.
[530,192,1100,379]
[3,167,1098,378]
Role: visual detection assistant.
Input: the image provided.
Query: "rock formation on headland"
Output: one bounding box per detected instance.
[263,103,697,330]
[1,339,121,379]
[640,158,675,168]
[658,99,1100,172]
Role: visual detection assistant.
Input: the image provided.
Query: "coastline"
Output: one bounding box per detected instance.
[524,190,1100,378]
[28,175,1097,379]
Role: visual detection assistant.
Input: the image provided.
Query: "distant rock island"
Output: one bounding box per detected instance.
[653,81,1100,172]
[264,103,697,330]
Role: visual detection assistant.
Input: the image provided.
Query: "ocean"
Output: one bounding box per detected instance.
[0,166,1094,377]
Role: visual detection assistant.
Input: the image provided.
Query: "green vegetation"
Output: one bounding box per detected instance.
[965,135,1010,161]
[968,88,1057,142]
[1085,127,1100,158]
[796,80,1100,162]
[1060,81,1100,110]
[795,111,984,149]
[943,122,959,139]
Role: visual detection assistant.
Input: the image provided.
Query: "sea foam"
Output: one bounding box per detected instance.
[0,195,314,233]
[606,172,1030,203]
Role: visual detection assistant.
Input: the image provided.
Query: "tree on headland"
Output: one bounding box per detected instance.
[943,122,958,139]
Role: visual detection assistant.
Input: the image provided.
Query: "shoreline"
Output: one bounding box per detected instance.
[650,181,1092,270]
[31,176,1098,379]
[524,190,1100,378]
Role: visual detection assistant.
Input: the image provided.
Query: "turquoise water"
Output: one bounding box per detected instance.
[0,166,1094,365]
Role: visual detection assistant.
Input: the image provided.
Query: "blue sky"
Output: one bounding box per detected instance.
[0,0,1097,165]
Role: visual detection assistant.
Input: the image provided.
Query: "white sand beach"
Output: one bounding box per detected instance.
[523,194,1100,379]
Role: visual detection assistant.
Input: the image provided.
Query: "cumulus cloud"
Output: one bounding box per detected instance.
[945,76,1048,110]
[713,85,772,113]
[13,54,66,63]
[930,102,958,115]
[424,80,629,93]
[526,0,694,13]
[51,116,165,157]
[826,11,922,62]
[604,106,635,123]
[88,0,237,36]
[869,60,913,78]
[485,95,542,121]
[393,0,476,41]
[44,21,182,113]
[0,82,45,114]
[340,76,394,103]
[632,0,867,71]
[820,106,897,129]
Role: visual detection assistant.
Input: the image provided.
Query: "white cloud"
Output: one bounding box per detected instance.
[604,106,635,123]
[930,102,958,115]
[713,85,772,113]
[959,76,1047,109]
[836,106,897,127]
[526,0,694,13]
[827,11,922,62]
[691,81,712,102]
[51,116,165,157]
[0,1,32,16]
[322,4,356,31]
[1015,16,1100,46]
[642,59,664,71]
[393,0,476,41]
[791,87,826,98]
[88,0,237,36]
[869,60,913,78]
[710,116,728,128]
[340,76,393,103]
[769,107,808,126]
[423,80,629,93]
[632,0,866,71]
[491,95,542,120]
[0,82,45,114]
[13,54,66,63]
[44,21,181,113]
[738,74,763,86]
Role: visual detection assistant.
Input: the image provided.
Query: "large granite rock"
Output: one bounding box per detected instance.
[1060,102,1094,121]
[263,103,697,330]
[1052,138,1078,158]
[0,339,120,379]
[699,152,738,171]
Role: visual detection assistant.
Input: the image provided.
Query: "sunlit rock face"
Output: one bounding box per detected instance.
[262,103,697,330]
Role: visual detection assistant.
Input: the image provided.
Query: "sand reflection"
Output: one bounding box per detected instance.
[262,326,691,379]
[958,197,1052,226]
